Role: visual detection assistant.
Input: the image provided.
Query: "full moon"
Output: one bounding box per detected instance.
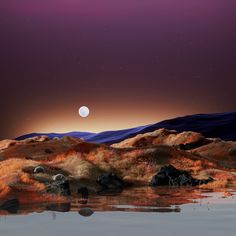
[78,106,90,118]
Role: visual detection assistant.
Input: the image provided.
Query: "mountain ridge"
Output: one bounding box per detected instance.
[16,111,236,144]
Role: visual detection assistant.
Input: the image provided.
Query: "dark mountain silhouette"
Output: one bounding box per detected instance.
[16,111,236,144]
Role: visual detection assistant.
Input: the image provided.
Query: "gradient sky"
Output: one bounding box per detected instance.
[1,0,236,139]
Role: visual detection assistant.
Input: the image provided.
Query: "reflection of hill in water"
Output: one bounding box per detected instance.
[0,187,227,216]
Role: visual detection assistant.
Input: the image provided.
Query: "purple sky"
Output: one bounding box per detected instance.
[0,0,236,139]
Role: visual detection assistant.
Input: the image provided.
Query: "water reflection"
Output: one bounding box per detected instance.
[0,199,20,214]
[0,187,233,216]
[46,202,71,212]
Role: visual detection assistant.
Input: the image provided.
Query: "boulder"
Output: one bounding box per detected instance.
[78,207,94,217]
[150,165,213,187]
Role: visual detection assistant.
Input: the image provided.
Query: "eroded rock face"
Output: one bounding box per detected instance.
[191,140,236,167]
[24,136,49,143]
[0,140,17,151]
[112,129,206,149]
[0,136,49,152]
[0,137,83,161]
[150,165,213,187]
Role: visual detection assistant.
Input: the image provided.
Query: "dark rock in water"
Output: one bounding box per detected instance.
[150,165,213,187]
[47,180,71,196]
[78,207,94,217]
[97,173,124,190]
[0,199,20,214]
[46,202,71,212]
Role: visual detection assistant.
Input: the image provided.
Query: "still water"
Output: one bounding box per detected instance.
[0,187,235,236]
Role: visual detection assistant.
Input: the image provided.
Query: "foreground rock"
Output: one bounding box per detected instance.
[150,165,213,187]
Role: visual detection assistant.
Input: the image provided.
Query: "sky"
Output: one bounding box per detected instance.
[0,0,236,139]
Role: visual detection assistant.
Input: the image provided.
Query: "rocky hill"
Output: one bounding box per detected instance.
[1,128,236,208]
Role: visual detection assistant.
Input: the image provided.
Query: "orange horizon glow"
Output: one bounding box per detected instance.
[10,102,226,139]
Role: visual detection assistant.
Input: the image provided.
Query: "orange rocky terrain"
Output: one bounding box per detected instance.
[0,129,236,209]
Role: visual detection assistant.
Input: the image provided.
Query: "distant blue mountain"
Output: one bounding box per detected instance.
[16,111,236,144]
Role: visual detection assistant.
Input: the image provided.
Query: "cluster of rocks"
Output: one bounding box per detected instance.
[33,164,213,199]
[33,165,125,197]
[150,165,213,187]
